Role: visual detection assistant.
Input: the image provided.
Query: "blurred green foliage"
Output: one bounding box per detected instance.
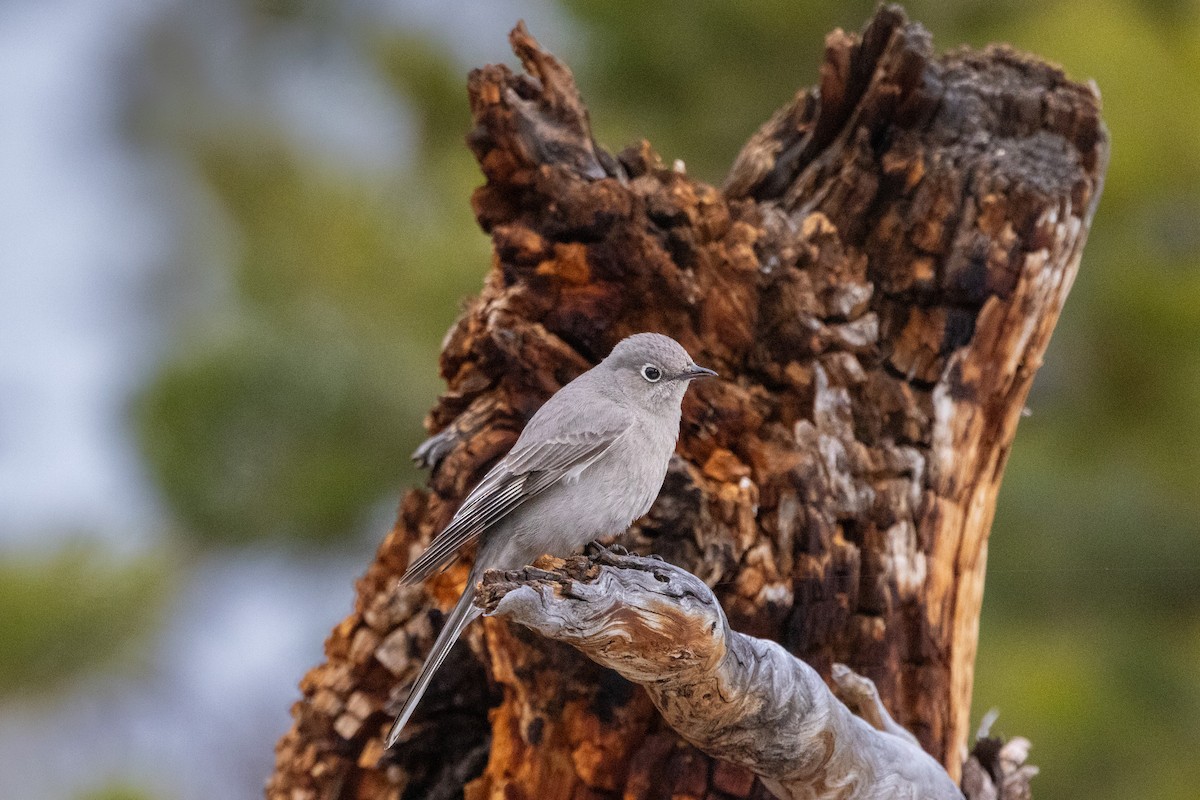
[122,0,1200,796]
[137,319,414,545]
[136,68,487,544]
[0,545,167,696]
[563,0,880,180]
[74,783,158,800]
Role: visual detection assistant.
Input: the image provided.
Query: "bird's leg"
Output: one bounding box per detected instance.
[582,541,635,570]
[585,540,628,557]
[585,539,630,558]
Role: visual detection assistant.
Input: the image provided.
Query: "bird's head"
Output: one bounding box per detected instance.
[600,333,717,411]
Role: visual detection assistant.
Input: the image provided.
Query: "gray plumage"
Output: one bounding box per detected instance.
[385,333,715,747]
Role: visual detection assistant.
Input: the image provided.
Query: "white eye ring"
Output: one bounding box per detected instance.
[641,364,662,383]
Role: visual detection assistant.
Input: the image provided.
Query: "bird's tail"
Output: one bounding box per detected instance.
[384,584,483,748]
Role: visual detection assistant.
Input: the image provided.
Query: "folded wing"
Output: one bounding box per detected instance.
[400,420,629,585]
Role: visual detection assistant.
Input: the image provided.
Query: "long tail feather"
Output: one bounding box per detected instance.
[384,585,483,748]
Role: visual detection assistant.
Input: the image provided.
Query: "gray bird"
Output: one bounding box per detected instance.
[385,333,716,747]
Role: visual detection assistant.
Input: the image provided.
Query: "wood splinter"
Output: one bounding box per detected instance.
[478,549,964,800]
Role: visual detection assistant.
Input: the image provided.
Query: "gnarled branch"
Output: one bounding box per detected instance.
[479,550,964,800]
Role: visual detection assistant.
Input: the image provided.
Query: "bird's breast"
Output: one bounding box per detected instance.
[487,417,680,571]
[592,417,679,523]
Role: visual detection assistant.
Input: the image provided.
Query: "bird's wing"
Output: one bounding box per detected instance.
[400,418,630,585]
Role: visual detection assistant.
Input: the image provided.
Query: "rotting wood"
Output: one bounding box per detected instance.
[267,5,1107,799]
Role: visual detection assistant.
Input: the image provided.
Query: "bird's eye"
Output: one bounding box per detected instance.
[641,364,662,382]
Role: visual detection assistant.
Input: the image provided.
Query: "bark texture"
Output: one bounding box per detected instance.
[268,6,1107,799]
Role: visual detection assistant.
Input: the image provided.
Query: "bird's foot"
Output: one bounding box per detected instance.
[583,541,632,567]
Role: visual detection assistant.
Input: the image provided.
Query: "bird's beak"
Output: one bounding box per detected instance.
[680,363,718,381]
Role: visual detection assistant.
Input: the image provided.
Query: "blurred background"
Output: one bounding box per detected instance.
[1,0,1197,798]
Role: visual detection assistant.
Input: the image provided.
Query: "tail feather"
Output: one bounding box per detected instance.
[384,585,483,748]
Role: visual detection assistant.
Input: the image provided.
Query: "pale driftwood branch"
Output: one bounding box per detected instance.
[478,550,963,800]
[830,664,919,747]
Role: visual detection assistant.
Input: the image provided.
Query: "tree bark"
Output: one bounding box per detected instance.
[267,5,1107,800]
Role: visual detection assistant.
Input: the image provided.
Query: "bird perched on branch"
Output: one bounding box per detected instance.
[385,333,716,747]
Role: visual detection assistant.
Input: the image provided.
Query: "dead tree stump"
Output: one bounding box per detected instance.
[267,6,1107,799]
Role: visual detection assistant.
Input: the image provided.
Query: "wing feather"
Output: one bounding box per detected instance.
[400,420,628,585]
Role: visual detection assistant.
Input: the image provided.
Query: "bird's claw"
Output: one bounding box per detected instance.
[583,542,637,568]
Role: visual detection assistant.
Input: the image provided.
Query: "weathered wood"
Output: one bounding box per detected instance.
[267,5,1106,799]
[477,550,964,800]
[961,719,1038,800]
